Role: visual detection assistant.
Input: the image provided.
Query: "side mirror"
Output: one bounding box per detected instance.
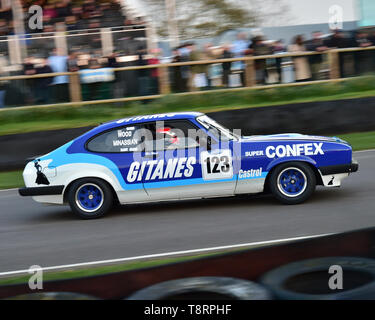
[206,135,212,151]
[196,134,212,151]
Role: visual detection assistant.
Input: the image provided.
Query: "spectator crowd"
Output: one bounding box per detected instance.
[0,5,375,107]
[168,29,375,91]
[0,0,145,36]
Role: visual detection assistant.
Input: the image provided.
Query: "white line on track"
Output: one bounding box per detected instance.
[0,233,331,277]
[354,149,375,153]
[0,188,17,193]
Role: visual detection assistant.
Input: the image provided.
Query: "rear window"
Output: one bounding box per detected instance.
[87,125,145,153]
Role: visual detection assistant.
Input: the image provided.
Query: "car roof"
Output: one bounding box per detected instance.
[88,112,205,136]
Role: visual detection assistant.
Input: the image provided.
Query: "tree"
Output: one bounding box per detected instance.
[143,0,291,41]
[244,0,293,27]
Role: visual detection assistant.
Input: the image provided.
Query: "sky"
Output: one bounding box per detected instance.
[284,0,357,25]
[125,0,359,26]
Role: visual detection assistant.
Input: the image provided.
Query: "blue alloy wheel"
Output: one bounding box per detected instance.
[75,183,104,213]
[277,167,307,198]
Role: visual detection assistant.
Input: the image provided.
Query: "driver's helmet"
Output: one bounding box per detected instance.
[156,127,179,147]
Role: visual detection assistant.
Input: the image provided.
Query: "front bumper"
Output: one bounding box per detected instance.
[19,185,64,197]
[319,160,359,176]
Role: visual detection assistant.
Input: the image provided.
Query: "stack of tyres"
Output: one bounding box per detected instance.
[259,257,375,300]
[127,277,272,300]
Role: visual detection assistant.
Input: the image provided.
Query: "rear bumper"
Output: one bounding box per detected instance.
[319,160,359,176]
[19,185,65,197]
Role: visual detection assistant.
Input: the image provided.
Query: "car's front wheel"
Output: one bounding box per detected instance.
[67,178,114,219]
[269,162,316,205]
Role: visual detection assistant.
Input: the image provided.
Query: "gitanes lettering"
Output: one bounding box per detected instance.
[127,157,196,183]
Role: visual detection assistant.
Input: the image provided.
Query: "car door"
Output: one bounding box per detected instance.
[86,123,149,203]
[142,119,236,200]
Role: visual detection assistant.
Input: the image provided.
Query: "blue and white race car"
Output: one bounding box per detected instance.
[19,112,358,219]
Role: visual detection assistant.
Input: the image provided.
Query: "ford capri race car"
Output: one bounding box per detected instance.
[19,112,358,219]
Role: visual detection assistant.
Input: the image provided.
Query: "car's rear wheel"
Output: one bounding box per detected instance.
[67,178,113,219]
[269,162,316,205]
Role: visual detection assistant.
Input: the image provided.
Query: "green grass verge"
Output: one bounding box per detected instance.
[1,130,375,191]
[0,171,24,189]
[0,250,231,286]
[2,75,375,136]
[339,131,375,151]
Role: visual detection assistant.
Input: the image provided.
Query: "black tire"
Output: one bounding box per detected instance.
[67,178,114,219]
[127,277,272,300]
[259,257,375,300]
[269,161,316,205]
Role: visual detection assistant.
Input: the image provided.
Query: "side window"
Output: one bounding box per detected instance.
[87,125,146,153]
[147,120,202,151]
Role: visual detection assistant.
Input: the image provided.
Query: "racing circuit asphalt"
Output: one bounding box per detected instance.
[0,150,374,273]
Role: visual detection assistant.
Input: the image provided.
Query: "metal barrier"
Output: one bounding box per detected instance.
[0,46,375,110]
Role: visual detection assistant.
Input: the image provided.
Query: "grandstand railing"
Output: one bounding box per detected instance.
[0,25,149,65]
[0,46,374,110]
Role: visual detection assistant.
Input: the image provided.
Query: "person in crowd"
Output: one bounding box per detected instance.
[307,31,328,80]
[107,52,119,68]
[368,31,375,74]
[35,58,53,104]
[48,48,69,103]
[354,31,373,75]
[202,43,215,89]
[326,29,347,48]
[221,44,233,87]
[43,3,57,21]
[136,48,150,97]
[106,52,123,99]
[231,32,250,86]
[0,54,8,108]
[189,43,208,91]
[67,52,80,72]
[368,31,375,46]
[288,35,312,82]
[43,23,55,34]
[0,19,9,36]
[124,18,134,26]
[248,35,273,85]
[0,2,12,23]
[177,43,192,92]
[34,23,57,57]
[325,29,349,78]
[85,58,102,100]
[87,19,103,50]
[272,39,286,83]
[148,48,161,95]
[55,0,72,18]
[23,57,37,104]
[65,15,79,31]
[171,48,184,92]
[71,5,83,20]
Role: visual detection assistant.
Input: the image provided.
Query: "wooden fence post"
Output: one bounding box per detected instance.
[69,73,82,103]
[245,58,256,87]
[328,51,340,79]
[158,66,171,95]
